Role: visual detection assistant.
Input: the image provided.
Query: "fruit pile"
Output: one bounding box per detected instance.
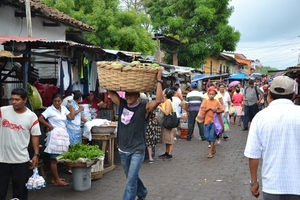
[110,61,159,68]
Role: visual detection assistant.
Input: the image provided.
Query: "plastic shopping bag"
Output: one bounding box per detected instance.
[229,105,236,116]
[26,167,46,191]
[213,113,224,135]
[222,116,230,138]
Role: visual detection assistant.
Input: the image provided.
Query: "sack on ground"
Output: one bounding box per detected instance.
[214,113,224,135]
[163,112,179,129]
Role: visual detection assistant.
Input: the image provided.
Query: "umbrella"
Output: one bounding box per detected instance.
[228,81,240,87]
[250,72,263,79]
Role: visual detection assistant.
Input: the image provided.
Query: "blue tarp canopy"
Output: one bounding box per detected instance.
[192,74,230,82]
[226,73,249,80]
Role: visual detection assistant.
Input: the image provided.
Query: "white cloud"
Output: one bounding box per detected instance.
[229,0,300,70]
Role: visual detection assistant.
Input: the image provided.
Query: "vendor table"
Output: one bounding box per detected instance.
[83,133,116,174]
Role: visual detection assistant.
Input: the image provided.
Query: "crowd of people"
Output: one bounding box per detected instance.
[1,69,300,200]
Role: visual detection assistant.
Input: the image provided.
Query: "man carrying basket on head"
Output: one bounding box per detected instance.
[108,67,163,200]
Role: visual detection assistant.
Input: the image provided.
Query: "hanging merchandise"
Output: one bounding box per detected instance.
[27,84,43,110]
[82,57,90,95]
[33,81,59,107]
[89,62,98,92]
[57,57,73,95]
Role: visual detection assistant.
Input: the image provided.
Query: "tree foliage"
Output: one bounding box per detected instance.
[41,0,156,55]
[120,0,152,32]
[260,66,278,76]
[147,0,241,67]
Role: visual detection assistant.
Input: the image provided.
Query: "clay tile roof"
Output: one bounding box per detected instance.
[0,35,45,44]
[2,0,95,32]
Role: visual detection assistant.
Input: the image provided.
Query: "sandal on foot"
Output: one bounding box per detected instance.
[51,178,66,184]
[149,160,154,164]
[207,154,213,158]
[53,180,69,187]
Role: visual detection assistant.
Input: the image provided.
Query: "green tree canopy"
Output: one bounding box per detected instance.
[147,0,241,67]
[42,0,156,55]
[260,66,278,76]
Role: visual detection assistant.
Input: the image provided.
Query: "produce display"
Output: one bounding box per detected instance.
[109,61,160,68]
[57,143,104,161]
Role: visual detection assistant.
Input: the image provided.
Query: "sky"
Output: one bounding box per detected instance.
[228,0,300,70]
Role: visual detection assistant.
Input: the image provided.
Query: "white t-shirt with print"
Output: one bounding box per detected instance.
[0,106,41,163]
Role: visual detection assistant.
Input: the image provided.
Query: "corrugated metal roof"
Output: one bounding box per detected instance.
[25,40,105,54]
[0,35,45,44]
[1,0,95,32]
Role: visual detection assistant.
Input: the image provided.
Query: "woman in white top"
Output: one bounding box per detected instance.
[39,93,75,186]
[219,84,231,122]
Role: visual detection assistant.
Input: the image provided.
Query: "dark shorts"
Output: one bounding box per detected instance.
[49,153,60,159]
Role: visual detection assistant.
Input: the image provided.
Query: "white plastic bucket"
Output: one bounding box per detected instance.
[72,167,91,191]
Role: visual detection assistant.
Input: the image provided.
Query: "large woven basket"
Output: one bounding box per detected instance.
[62,159,98,168]
[97,61,158,92]
[91,170,103,180]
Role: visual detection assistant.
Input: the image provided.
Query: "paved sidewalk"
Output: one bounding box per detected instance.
[7,124,262,200]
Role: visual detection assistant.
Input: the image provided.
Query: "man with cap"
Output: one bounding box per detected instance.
[184,82,205,141]
[244,76,300,199]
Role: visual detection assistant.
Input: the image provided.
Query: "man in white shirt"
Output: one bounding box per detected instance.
[0,88,41,200]
[244,76,300,199]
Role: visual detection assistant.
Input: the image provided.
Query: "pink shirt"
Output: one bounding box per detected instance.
[232,93,243,106]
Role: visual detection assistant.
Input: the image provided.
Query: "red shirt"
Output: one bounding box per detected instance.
[232,93,243,106]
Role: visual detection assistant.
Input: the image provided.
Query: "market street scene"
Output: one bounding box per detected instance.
[17,124,262,200]
[1,0,300,200]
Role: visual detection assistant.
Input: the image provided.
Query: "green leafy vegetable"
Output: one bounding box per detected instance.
[57,143,104,161]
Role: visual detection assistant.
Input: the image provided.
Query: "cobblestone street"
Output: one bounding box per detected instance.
[8,123,262,200]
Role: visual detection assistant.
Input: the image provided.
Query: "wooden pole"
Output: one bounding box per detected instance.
[25,0,32,37]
